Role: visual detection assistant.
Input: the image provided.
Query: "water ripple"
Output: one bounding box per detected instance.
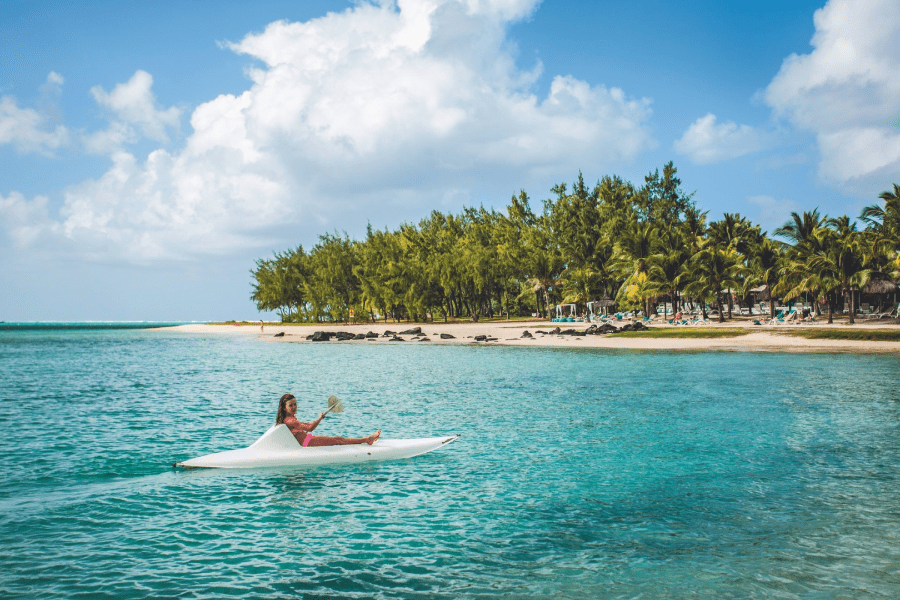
[1,331,899,598]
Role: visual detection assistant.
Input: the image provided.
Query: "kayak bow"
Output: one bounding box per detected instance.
[175,424,457,469]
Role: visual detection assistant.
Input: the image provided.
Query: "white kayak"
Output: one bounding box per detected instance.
[176,424,458,469]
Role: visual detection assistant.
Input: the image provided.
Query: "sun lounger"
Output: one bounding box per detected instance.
[766,309,796,325]
[867,305,899,319]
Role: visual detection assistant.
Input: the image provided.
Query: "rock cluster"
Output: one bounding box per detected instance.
[299,322,650,343]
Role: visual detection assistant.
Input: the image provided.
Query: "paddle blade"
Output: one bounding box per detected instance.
[327,395,344,414]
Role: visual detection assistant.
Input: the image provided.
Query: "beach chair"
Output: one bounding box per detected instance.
[868,304,898,319]
[766,310,787,325]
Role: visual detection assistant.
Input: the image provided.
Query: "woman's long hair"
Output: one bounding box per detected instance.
[276,393,295,425]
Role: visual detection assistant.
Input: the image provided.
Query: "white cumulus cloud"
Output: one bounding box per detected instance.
[4,0,655,264]
[0,72,69,155]
[674,113,770,164]
[85,70,182,153]
[764,0,900,182]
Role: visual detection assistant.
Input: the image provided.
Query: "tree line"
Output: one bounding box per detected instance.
[251,162,900,325]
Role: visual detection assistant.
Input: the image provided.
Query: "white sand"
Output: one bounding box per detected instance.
[160,319,900,353]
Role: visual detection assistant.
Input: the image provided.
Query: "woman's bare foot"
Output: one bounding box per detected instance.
[367,430,381,445]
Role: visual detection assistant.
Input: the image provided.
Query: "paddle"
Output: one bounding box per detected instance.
[323,395,344,416]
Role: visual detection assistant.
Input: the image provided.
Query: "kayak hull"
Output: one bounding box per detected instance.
[176,424,457,469]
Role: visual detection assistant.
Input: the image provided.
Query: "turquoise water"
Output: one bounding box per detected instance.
[1,329,899,599]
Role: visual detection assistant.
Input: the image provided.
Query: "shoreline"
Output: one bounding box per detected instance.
[160,319,900,353]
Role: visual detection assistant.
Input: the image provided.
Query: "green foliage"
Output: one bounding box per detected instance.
[250,171,900,326]
[775,329,900,342]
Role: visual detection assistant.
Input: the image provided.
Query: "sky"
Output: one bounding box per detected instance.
[1,0,898,321]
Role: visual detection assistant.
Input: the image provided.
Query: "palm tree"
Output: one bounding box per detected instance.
[860,184,900,288]
[807,217,871,324]
[774,209,825,244]
[746,237,783,320]
[611,220,659,316]
[709,213,759,317]
[681,240,743,322]
[861,183,900,235]
[773,209,829,316]
[648,227,691,316]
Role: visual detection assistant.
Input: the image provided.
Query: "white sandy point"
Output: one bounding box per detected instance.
[160,320,900,353]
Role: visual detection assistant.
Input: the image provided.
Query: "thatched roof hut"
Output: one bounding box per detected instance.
[750,285,770,301]
[863,280,898,294]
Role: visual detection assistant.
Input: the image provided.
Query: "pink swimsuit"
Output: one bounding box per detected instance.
[283,416,313,446]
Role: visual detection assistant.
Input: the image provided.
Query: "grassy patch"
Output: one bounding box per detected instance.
[774,329,900,342]
[609,328,750,338]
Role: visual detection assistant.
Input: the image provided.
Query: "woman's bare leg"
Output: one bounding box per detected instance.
[306,430,381,447]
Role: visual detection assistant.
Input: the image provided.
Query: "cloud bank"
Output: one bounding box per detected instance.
[2,0,655,263]
[764,0,900,182]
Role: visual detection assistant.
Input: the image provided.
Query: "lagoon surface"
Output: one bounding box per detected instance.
[1,328,899,599]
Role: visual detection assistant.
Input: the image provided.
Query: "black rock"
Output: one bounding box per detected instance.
[632,321,649,331]
[335,332,356,341]
[365,331,378,338]
[560,328,576,335]
[354,333,366,340]
[620,323,633,331]
[521,330,533,338]
[383,330,396,337]
[390,336,405,342]
[417,337,431,342]
[551,327,561,334]
[310,331,332,342]
[474,334,488,341]
[274,332,285,337]
[440,333,455,339]
[400,327,422,335]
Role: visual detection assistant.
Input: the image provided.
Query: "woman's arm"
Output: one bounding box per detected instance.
[284,413,325,432]
[304,413,326,432]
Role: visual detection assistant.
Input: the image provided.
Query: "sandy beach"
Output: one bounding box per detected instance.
[162,319,900,353]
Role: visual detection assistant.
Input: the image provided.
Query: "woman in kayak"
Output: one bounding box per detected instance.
[276,393,380,447]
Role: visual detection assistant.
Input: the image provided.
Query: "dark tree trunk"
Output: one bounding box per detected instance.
[827,292,834,324]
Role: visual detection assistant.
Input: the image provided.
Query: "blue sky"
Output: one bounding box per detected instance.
[2,0,898,321]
